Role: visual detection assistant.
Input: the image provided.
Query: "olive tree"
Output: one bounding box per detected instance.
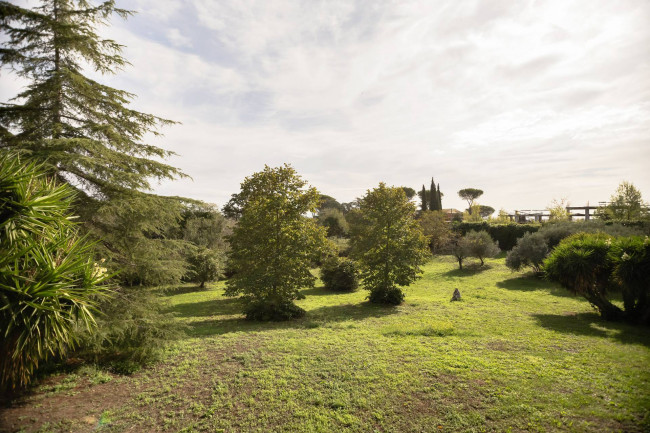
[350,183,429,305]
[225,165,331,320]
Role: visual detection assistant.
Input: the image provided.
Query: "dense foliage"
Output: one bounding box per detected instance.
[0,153,109,391]
[464,230,500,266]
[453,222,540,251]
[350,183,429,305]
[74,287,183,373]
[506,232,548,273]
[187,248,224,288]
[225,165,332,320]
[544,233,650,324]
[418,210,453,254]
[320,258,359,292]
[0,0,184,197]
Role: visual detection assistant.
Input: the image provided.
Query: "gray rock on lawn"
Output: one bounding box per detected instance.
[451,288,461,301]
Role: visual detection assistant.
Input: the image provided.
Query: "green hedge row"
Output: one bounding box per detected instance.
[452,222,541,251]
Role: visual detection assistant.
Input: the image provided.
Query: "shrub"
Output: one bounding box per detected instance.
[74,287,184,369]
[506,232,548,273]
[544,233,650,324]
[608,236,650,324]
[464,230,500,266]
[0,154,109,392]
[367,286,405,305]
[186,248,224,288]
[453,222,539,251]
[321,258,359,292]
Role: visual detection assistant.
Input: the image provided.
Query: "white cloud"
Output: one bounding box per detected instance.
[2,0,649,211]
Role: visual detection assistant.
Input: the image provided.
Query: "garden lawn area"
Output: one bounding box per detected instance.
[1,256,649,433]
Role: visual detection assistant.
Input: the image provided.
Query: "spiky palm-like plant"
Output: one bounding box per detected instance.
[0,152,109,392]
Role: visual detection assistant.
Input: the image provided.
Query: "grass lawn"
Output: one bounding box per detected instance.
[1,255,649,432]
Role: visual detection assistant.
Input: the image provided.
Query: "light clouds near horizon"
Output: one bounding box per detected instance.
[2,0,649,212]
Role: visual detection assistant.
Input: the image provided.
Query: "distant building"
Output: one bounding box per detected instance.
[442,208,462,222]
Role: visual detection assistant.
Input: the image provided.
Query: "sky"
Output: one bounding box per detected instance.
[2,0,650,213]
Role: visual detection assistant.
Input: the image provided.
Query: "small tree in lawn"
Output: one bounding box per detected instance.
[450,233,470,270]
[419,210,453,254]
[350,183,429,305]
[465,230,500,266]
[225,165,331,320]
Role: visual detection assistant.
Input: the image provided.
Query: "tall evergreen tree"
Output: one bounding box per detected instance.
[420,185,428,211]
[0,0,185,198]
[437,183,443,210]
[429,178,437,211]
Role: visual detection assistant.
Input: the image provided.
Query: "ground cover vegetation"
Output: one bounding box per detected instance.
[1,257,648,432]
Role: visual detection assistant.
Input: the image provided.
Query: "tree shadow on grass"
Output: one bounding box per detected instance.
[168,297,242,318]
[161,285,209,297]
[532,312,650,347]
[443,263,491,278]
[300,285,355,297]
[173,298,399,337]
[496,276,575,298]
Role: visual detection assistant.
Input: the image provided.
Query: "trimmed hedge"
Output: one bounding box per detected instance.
[452,222,540,251]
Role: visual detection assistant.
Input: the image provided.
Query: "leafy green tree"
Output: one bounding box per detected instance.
[181,203,231,250]
[546,198,570,221]
[225,165,332,320]
[601,182,648,220]
[318,207,349,237]
[478,205,495,219]
[464,230,500,266]
[458,188,484,214]
[0,152,109,392]
[187,248,224,289]
[350,183,429,305]
[400,187,416,200]
[0,0,184,197]
[418,210,453,254]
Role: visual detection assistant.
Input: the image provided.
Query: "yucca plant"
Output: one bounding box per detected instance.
[0,152,110,392]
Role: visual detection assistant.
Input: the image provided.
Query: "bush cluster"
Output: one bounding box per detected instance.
[450,230,500,269]
[506,221,646,273]
[452,222,540,251]
[320,258,359,292]
[544,234,649,325]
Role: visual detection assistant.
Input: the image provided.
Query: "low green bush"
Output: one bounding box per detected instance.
[367,286,404,305]
[506,232,548,273]
[320,258,359,292]
[544,233,650,324]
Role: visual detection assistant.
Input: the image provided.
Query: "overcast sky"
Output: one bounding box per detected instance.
[2,0,649,212]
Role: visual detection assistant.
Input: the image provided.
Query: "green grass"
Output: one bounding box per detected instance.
[2,256,649,432]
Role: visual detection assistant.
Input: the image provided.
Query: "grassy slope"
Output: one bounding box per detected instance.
[2,256,649,432]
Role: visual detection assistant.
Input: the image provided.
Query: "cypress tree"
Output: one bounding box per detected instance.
[0,0,185,198]
[430,178,440,211]
[437,183,443,210]
[420,185,428,211]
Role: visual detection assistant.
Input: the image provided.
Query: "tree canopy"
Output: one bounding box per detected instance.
[601,182,648,220]
[0,0,185,198]
[458,188,484,214]
[225,165,332,320]
[350,183,429,305]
